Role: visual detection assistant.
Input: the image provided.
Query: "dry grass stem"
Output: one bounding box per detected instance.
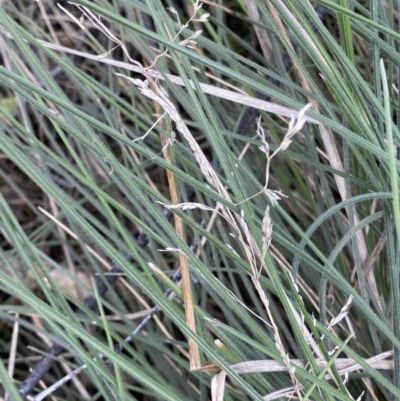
[212,351,393,401]
[0,30,321,125]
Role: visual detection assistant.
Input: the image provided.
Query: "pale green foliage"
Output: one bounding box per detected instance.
[0,1,399,401]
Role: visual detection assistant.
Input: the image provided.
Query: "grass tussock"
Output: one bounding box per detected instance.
[0,1,399,400]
